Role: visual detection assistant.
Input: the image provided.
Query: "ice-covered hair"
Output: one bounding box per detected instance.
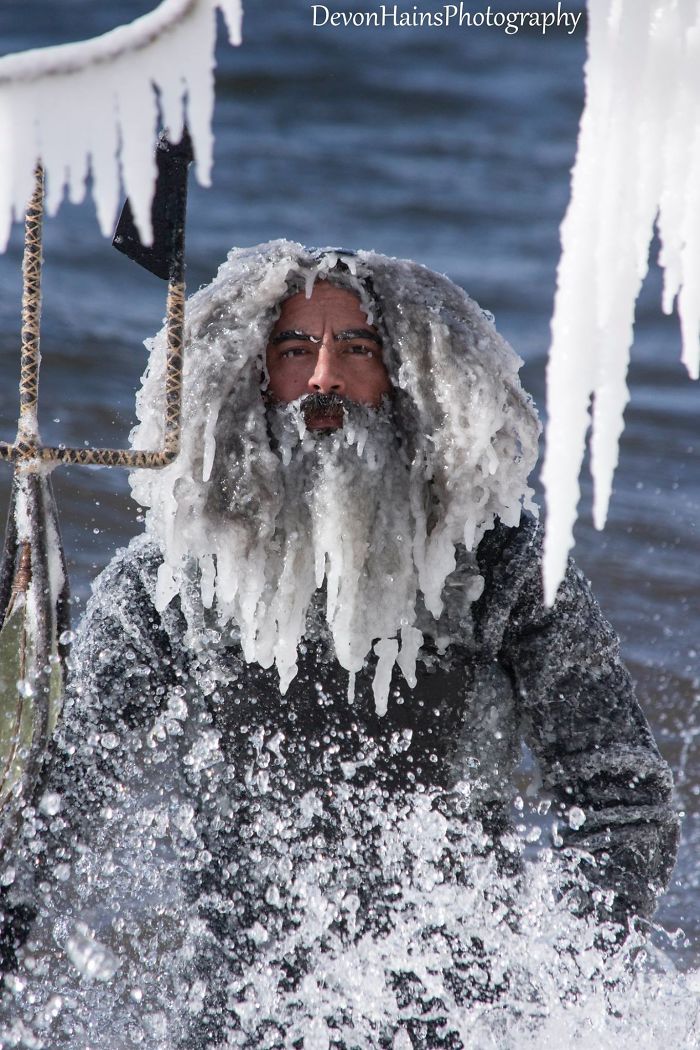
[129,240,540,702]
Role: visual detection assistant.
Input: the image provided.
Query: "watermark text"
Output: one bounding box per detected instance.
[311,3,583,35]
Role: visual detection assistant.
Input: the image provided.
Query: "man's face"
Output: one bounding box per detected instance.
[265,281,391,430]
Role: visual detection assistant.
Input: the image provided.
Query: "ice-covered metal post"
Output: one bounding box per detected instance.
[0,130,193,844]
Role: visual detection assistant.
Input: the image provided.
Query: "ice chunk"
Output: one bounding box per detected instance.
[568,806,586,830]
[38,791,62,816]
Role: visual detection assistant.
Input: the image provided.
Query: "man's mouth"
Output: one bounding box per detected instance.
[302,394,346,431]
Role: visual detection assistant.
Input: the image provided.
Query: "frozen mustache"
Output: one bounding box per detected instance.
[301,392,347,419]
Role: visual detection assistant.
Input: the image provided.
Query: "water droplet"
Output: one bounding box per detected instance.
[59,629,75,645]
[43,994,63,1020]
[66,928,120,981]
[248,921,268,946]
[265,884,282,908]
[16,678,34,698]
[101,732,119,751]
[39,791,62,816]
[568,806,586,830]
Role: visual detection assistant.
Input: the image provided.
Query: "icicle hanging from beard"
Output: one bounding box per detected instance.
[133,242,540,716]
[203,393,422,714]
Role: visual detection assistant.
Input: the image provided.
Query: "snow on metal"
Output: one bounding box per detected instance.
[543,0,700,605]
[0,0,242,250]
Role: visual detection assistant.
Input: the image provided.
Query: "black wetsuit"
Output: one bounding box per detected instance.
[0,516,680,1046]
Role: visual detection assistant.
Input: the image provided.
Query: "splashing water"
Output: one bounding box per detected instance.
[1,702,698,1049]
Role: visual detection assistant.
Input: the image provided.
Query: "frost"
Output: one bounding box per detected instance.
[544,0,700,602]
[0,0,243,251]
[130,241,539,715]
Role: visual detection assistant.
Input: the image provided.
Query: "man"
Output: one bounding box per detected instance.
[1,241,679,1047]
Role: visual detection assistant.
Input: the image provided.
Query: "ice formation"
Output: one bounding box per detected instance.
[130,241,540,714]
[543,0,700,604]
[0,0,242,250]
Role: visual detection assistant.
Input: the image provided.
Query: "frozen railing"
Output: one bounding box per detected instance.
[0,0,241,250]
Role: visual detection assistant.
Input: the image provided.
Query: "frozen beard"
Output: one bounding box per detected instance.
[208,395,420,714]
[132,242,541,717]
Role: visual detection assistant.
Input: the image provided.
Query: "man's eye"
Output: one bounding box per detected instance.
[346,344,375,357]
[280,346,309,358]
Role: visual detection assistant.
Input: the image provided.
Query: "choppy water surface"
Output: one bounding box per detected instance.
[0,0,698,1045]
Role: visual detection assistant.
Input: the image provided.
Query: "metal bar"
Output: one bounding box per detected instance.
[0,264,183,466]
[0,443,178,467]
[23,475,52,778]
[1,133,190,473]
[0,481,19,626]
[18,166,44,445]
[163,276,185,457]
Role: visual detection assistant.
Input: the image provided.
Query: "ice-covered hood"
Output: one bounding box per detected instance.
[129,240,540,710]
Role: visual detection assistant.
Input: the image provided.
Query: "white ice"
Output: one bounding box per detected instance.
[543,0,700,604]
[131,242,539,716]
[0,0,242,251]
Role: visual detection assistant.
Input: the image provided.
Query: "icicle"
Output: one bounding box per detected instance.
[199,553,216,609]
[0,0,243,251]
[155,562,179,611]
[543,0,700,605]
[372,638,399,717]
[131,241,539,713]
[396,626,422,689]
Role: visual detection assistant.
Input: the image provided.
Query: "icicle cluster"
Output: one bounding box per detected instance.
[543,0,700,604]
[130,241,540,714]
[0,0,242,250]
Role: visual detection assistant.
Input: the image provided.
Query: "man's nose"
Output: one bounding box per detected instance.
[307,344,345,395]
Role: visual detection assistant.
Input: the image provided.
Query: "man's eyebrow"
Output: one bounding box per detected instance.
[334,328,382,344]
[270,329,316,345]
[270,328,382,346]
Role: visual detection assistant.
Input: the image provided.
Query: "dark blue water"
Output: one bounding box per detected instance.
[1,0,698,968]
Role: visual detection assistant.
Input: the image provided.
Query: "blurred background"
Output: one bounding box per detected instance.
[1,0,697,965]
